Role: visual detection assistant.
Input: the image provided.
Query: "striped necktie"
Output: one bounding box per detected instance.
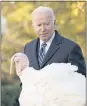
[38,43,47,66]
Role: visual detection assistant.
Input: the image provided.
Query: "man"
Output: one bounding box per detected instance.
[24,6,86,76]
[14,6,86,106]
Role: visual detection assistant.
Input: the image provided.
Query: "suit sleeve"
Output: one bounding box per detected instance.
[68,44,86,76]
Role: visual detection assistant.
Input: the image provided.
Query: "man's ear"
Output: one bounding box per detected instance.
[32,22,33,27]
[32,22,35,29]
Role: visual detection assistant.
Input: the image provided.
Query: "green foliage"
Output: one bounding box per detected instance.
[1,82,21,106]
[1,2,86,74]
[1,2,86,105]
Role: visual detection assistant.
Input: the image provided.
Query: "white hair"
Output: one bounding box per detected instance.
[32,6,55,22]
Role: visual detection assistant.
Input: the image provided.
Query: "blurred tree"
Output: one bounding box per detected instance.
[1,1,86,82]
[1,1,86,106]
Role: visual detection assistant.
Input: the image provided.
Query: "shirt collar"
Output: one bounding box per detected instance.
[40,32,55,47]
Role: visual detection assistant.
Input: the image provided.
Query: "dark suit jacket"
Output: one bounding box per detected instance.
[24,30,86,76]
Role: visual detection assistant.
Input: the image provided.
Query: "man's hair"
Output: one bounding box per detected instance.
[32,6,55,22]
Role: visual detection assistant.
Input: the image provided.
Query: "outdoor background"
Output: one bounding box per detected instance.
[1,1,86,106]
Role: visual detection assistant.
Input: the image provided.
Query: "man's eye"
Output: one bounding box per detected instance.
[46,23,49,25]
[37,24,41,26]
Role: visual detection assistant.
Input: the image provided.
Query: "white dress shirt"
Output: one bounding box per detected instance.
[39,32,55,54]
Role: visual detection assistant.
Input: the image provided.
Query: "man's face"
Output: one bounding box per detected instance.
[32,12,55,42]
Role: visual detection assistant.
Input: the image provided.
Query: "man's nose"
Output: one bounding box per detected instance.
[41,25,46,32]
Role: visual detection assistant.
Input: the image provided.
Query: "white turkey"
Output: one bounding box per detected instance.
[10,53,86,106]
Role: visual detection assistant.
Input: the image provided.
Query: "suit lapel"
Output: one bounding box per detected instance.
[41,31,63,68]
[32,38,40,69]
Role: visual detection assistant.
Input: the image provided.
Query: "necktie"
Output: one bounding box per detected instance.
[38,43,47,66]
